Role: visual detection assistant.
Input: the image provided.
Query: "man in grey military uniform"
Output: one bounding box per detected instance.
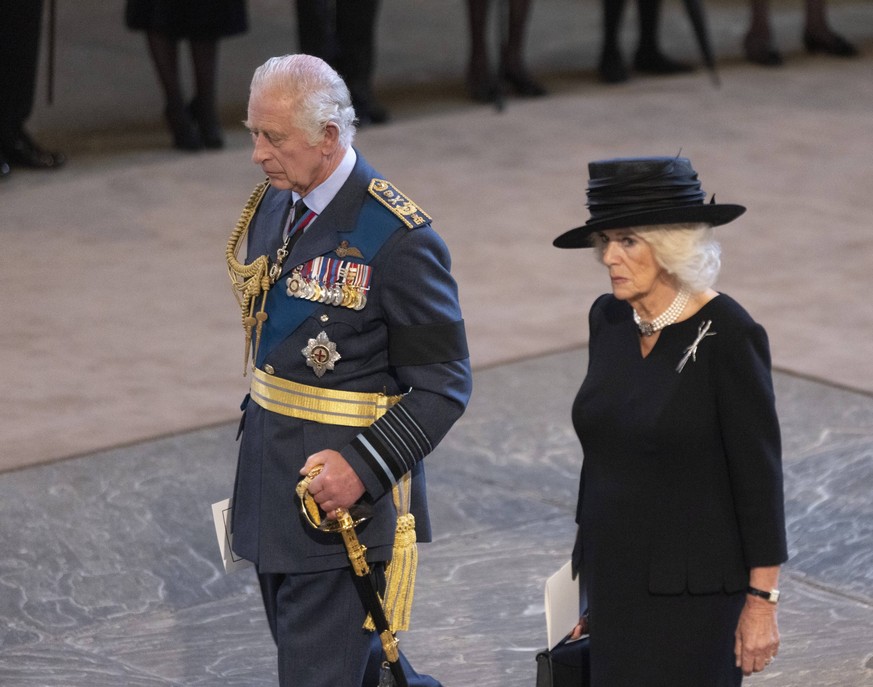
[226,54,472,687]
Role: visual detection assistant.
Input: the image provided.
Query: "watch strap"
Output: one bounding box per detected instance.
[747,586,780,603]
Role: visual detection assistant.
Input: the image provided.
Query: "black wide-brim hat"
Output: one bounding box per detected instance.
[553,156,746,249]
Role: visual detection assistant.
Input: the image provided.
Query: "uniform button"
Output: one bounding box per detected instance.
[320,313,330,323]
[264,364,275,375]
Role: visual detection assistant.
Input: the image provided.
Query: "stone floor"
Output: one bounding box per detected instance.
[1,0,872,684]
[1,350,871,685]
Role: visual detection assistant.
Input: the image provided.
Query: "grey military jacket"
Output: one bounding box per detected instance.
[232,152,472,573]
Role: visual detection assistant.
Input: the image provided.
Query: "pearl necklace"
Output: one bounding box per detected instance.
[633,288,690,336]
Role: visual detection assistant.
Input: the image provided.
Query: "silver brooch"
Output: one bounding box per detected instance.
[676,320,716,373]
[302,331,341,377]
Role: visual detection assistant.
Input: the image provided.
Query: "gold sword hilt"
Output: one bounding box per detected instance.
[296,466,371,576]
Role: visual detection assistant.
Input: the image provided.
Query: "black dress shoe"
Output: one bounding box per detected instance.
[188,97,224,149]
[501,68,547,97]
[466,71,503,104]
[164,105,202,151]
[351,91,391,127]
[0,155,10,179]
[359,101,390,126]
[803,31,859,57]
[633,49,694,75]
[2,131,66,169]
[598,47,628,84]
[743,33,783,66]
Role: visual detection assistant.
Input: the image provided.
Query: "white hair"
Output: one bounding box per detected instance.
[250,54,356,149]
[594,222,722,293]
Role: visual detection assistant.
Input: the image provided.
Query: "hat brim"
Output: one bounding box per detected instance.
[553,204,746,249]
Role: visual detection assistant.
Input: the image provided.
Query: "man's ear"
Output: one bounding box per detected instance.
[321,123,340,155]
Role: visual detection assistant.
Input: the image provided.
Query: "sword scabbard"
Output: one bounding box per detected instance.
[379,629,400,663]
[296,470,408,687]
[337,511,370,577]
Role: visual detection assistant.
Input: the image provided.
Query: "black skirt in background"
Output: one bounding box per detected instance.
[125,0,248,39]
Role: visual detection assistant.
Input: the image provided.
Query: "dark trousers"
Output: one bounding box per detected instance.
[259,566,374,687]
[259,563,442,687]
[294,0,379,101]
[0,0,44,140]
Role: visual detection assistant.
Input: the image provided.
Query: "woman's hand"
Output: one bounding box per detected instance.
[569,613,589,640]
[734,596,780,676]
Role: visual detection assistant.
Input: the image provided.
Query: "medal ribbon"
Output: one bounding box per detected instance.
[293,257,372,303]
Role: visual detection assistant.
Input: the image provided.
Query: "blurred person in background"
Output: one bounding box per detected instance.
[294,0,388,126]
[465,0,547,104]
[597,0,693,83]
[743,0,858,66]
[0,0,66,179]
[125,0,248,150]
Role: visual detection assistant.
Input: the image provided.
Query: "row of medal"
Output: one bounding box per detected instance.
[286,256,372,311]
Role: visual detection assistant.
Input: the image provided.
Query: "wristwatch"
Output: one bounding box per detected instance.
[747,586,780,604]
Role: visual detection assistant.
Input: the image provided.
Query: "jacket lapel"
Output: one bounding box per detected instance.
[248,186,292,260]
[279,153,377,278]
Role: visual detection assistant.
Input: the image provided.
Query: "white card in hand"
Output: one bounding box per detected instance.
[211,498,253,573]
[545,560,581,649]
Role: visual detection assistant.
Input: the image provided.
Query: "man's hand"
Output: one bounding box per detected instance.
[300,450,365,519]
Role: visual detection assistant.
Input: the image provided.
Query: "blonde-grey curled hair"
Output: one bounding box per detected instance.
[594,223,722,293]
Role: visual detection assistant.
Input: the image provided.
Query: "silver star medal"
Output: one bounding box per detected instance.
[302,331,341,377]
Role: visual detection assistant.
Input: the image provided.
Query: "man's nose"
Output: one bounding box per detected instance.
[251,133,268,164]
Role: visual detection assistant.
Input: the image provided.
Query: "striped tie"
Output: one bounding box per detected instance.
[283,198,312,249]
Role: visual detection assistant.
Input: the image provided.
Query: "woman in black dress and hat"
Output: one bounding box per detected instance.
[556,156,788,685]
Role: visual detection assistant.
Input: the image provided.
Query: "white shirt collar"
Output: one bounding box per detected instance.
[293,147,357,215]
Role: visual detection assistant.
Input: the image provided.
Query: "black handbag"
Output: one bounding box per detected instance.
[535,635,590,687]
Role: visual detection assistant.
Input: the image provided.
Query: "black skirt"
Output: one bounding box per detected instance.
[585,574,745,686]
[125,0,248,39]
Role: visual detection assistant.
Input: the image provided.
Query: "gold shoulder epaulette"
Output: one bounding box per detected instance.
[368,179,432,229]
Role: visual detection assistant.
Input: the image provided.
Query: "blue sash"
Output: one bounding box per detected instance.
[255,197,407,367]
